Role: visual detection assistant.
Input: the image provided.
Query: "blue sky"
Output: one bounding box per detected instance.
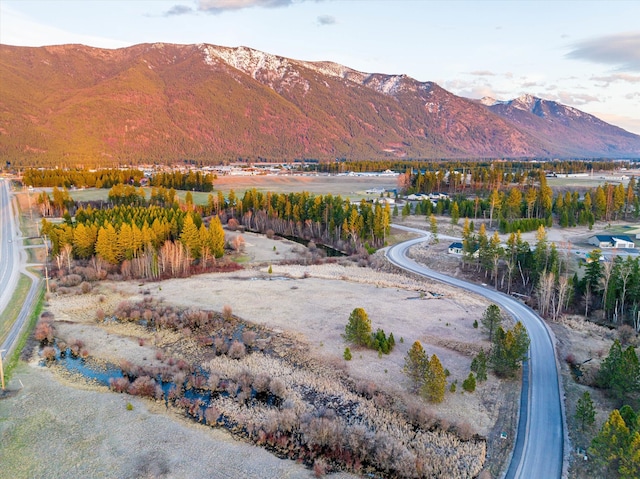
[2,0,640,135]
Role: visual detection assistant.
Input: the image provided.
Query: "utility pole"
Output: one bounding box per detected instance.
[0,349,6,390]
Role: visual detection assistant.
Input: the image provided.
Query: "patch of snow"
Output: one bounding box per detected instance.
[299,60,367,84]
[511,94,539,111]
[562,105,584,118]
[480,96,497,106]
[199,44,311,92]
[424,102,438,113]
[365,74,407,95]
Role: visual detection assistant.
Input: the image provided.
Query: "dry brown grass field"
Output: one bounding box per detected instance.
[62,174,398,204]
[1,226,511,478]
[7,171,640,478]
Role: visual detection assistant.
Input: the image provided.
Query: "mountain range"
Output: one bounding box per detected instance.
[1,42,639,165]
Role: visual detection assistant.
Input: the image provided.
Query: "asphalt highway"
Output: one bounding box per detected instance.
[0,178,19,318]
[386,224,564,479]
[1,179,41,361]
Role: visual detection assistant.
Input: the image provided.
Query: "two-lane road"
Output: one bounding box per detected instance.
[386,225,564,479]
[0,178,19,317]
[1,178,41,361]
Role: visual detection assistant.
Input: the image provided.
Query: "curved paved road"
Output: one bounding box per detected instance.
[386,225,564,479]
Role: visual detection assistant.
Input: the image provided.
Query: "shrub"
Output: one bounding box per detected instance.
[34,319,55,344]
[456,421,475,441]
[59,273,82,287]
[241,330,257,347]
[204,406,220,425]
[109,376,130,393]
[269,378,286,398]
[372,329,394,354]
[313,458,328,477]
[222,305,233,321]
[80,281,92,294]
[41,346,56,361]
[450,381,457,393]
[471,349,488,382]
[462,373,476,393]
[228,340,246,359]
[344,347,352,361]
[128,376,157,397]
[253,373,270,393]
[618,324,636,346]
[214,336,228,355]
[232,235,245,252]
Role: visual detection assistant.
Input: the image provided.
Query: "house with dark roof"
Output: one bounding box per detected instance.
[588,234,635,249]
[448,242,464,255]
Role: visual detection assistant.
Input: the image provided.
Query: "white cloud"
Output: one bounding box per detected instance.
[198,0,298,13]
[547,91,600,106]
[567,32,640,71]
[591,73,640,87]
[468,70,495,76]
[317,14,336,26]
[164,5,194,16]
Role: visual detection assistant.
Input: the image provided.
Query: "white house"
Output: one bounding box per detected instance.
[588,234,635,249]
[448,242,464,255]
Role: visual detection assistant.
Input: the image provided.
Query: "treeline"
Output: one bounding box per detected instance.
[149,170,214,192]
[319,159,623,178]
[459,221,577,322]
[23,168,144,188]
[36,183,392,254]
[402,173,638,234]
[577,252,640,329]
[231,189,391,253]
[105,186,392,254]
[458,217,640,331]
[41,205,225,280]
[576,339,640,478]
[22,167,214,191]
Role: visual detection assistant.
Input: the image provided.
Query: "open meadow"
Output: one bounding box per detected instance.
[0,225,513,479]
[65,175,399,204]
[8,169,637,478]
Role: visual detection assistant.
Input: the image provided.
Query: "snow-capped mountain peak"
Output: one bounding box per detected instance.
[512,94,539,110]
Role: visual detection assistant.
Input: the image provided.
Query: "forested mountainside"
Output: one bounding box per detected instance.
[2,43,639,166]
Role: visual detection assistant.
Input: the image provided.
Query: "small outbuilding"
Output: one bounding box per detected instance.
[448,242,464,255]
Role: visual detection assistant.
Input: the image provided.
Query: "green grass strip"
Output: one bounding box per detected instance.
[3,285,44,381]
[0,274,31,343]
